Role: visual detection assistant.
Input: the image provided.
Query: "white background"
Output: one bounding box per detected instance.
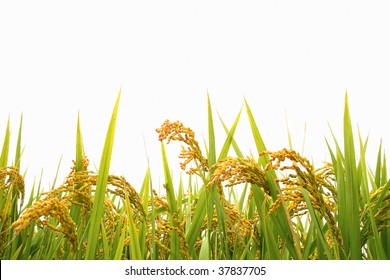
[1,0,390,194]
[2,260,389,280]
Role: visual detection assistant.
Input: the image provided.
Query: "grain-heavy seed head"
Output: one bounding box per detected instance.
[156,120,208,176]
[11,197,78,250]
[207,156,270,195]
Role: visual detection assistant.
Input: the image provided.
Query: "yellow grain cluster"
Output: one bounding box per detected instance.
[0,166,25,255]
[0,166,25,205]
[12,197,77,250]
[262,149,341,245]
[361,186,390,245]
[11,156,144,254]
[207,156,269,194]
[156,120,209,176]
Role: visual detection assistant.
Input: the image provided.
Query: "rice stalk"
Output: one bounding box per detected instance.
[2,91,390,260]
[85,89,121,260]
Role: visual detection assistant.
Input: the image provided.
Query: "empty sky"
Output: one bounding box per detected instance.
[1,0,390,192]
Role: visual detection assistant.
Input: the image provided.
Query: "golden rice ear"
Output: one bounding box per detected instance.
[264,149,342,246]
[156,120,208,176]
[12,197,78,251]
[207,156,269,194]
[4,93,390,260]
[0,166,25,206]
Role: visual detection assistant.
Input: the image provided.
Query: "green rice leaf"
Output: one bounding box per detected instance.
[198,233,210,260]
[75,112,84,172]
[186,188,207,257]
[301,187,333,259]
[218,112,244,158]
[342,92,361,259]
[114,225,126,260]
[85,89,121,260]
[207,93,217,166]
[14,114,23,168]
[70,113,84,225]
[244,99,268,167]
[358,133,386,259]
[161,142,180,259]
[217,106,242,161]
[0,117,10,168]
[125,193,142,260]
[285,111,293,150]
[100,220,110,260]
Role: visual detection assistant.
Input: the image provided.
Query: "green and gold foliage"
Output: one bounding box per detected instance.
[1,91,389,260]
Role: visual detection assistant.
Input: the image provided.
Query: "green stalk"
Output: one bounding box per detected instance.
[301,187,333,259]
[138,168,151,257]
[125,192,142,260]
[85,89,121,260]
[161,142,180,259]
[0,117,10,168]
[341,93,361,259]
[9,115,23,258]
[70,113,84,227]
[218,112,244,158]
[207,93,216,167]
[149,175,157,260]
[245,99,298,259]
[14,114,23,168]
[217,107,242,161]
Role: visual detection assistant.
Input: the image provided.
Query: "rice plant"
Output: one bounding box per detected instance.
[1,91,389,260]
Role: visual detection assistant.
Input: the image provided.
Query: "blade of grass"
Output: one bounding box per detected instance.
[11,242,24,260]
[245,99,298,259]
[198,233,210,260]
[218,112,244,158]
[342,92,361,259]
[14,114,23,168]
[380,155,390,258]
[302,220,316,259]
[70,113,85,225]
[358,132,386,259]
[208,184,231,259]
[85,89,121,260]
[75,112,84,172]
[138,167,151,257]
[0,117,10,168]
[161,142,180,259]
[100,220,110,260]
[381,153,387,185]
[212,107,243,259]
[244,99,268,166]
[9,114,24,257]
[285,110,293,150]
[217,106,242,161]
[186,104,242,258]
[257,188,280,259]
[185,175,193,234]
[114,225,126,260]
[301,187,333,259]
[125,191,142,260]
[149,176,157,260]
[207,93,216,166]
[374,140,383,190]
[244,99,280,198]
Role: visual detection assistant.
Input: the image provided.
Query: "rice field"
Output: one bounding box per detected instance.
[1,91,389,260]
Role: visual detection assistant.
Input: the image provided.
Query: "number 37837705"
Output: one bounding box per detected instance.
[218,266,266,276]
